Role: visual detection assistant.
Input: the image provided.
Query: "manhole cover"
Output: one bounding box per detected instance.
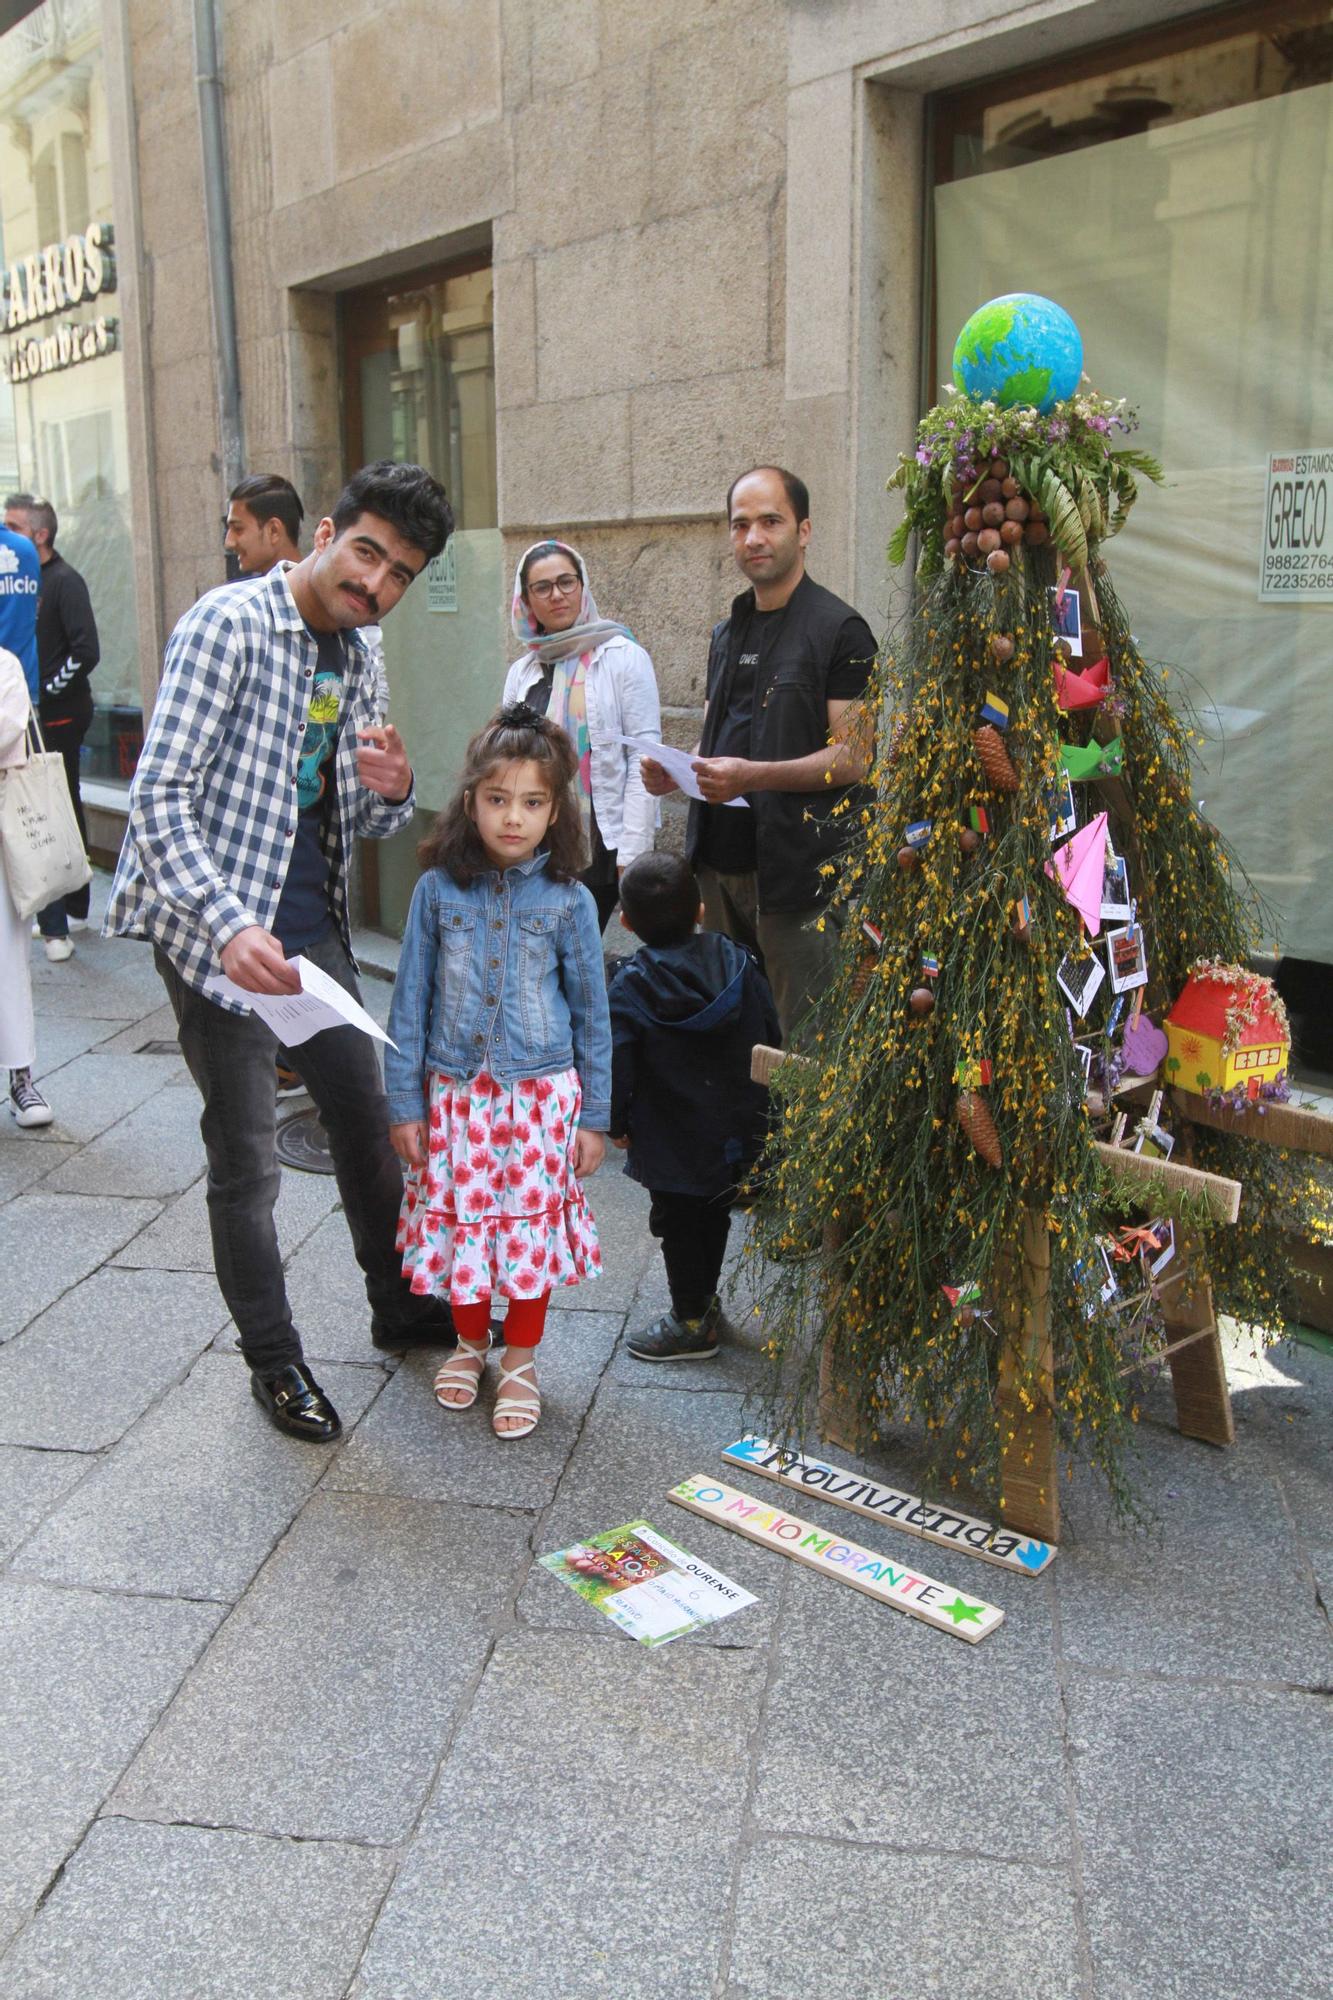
[275,1107,337,1175]
[136,1039,181,1056]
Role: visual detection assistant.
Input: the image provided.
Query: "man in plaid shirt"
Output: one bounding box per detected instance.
[107,461,455,1441]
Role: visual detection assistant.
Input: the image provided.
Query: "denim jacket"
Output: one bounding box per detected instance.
[384,851,612,1131]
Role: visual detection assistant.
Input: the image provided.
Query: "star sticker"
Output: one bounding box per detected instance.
[941,1595,984,1626]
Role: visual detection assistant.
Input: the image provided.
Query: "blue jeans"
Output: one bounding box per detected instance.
[157,930,445,1372]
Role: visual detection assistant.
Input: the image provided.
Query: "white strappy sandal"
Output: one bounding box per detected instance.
[492,1355,541,1440]
[433,1339,489,1411]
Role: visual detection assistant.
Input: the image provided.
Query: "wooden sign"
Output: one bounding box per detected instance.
[721,1435,1055,1575]
[668,1474,1004,1644]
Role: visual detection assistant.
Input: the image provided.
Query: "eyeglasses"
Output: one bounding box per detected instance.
[528,574,580,600]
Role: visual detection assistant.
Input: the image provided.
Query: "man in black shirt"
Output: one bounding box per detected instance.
[642,466,876,1040]
[3,494,99,959]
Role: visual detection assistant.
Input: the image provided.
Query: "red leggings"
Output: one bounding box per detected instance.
[453,1293,550,1349]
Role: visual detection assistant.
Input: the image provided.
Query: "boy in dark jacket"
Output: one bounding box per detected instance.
[610,853,779,1360]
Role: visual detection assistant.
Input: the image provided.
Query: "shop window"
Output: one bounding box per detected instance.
[340,253,504,933]
[930,2,1333,971]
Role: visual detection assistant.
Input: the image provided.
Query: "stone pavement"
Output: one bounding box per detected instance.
[1,883,1330,2000]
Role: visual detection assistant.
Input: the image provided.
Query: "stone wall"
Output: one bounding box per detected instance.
[121,0,792,744]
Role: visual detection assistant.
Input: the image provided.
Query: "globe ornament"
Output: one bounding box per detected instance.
[952,294,1083,414]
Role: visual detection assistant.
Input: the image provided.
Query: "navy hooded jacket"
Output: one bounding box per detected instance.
[609,930,780,1198]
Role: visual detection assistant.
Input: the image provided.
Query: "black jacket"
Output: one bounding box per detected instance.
[685,572,876,914]
[37,551,99,724]
[609,931,780,1198]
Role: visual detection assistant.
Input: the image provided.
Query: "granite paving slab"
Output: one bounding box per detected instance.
[0,1447,88,1562]
[513,1382,785,1647]
[0,1578,221,1952]
[752,1565,1068,1859]
[0,1268,227,1449]
[29,937,170,1019]
[1053,1418,1332,1686]
[11,1354,385,1599]
[89,1002,183,1056]
[0,1192,162,1343]
[0,1138,78,1201]
[0,1817,394,2000]
[545,1155,655,1312]
[280,1212,409,1366]
[327,1308,621,1509]
[42,1084,206,1197]
[352,1631,763,2000]
[1068,1675,1333,2000]
[122,1165,342,1274]
[27,1049,186,1145]
[727,1836,1081,2000]
[111,1491,532,1842]
[28,1013,123,1078]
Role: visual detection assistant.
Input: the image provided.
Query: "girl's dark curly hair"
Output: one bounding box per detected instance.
[418,703,587,886]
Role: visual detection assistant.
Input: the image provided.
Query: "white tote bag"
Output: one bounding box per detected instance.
[0,706,93,920]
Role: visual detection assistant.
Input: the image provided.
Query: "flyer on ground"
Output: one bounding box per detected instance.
[540,1519,757,1646]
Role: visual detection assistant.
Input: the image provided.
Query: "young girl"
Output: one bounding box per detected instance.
[385,704,610,1438]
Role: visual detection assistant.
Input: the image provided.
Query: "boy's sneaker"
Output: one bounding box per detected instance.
[627,1307,721,1363]
[43,936,74,962]
[9,1069,53,1128]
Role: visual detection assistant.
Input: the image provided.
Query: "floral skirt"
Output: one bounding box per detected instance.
[397,1069,602,1305]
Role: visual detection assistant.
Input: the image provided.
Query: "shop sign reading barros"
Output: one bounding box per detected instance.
[2,222,118,384]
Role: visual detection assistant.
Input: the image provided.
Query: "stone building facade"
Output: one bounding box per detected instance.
[3,0,1325,953]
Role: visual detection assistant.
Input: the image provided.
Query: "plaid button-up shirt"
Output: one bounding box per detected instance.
[105,565,414,1010]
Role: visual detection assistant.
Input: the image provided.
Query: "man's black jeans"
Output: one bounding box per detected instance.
[157,930,432,1372]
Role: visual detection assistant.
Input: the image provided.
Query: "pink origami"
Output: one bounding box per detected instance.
[1055,655,1110,712]
[1045,810,1108,935]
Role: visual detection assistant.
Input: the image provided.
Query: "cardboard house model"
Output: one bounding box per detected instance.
[1164,961,1290,1098]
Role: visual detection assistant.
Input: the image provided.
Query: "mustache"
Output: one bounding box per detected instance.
[341,583,379,616]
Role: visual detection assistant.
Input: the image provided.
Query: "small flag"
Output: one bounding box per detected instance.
[861,919,883,950]
[980,691,1010,731]
[1012,893,1031,935]
[905,819,932,848]
[921,953,940,979]
[968,805,990,834]
[954,1056,993,1088]
[942,1281,983,1311]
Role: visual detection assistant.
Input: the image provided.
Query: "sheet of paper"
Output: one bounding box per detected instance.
[207,954,396,1049]
[539,1519,757,1646]
[616,734,748,807]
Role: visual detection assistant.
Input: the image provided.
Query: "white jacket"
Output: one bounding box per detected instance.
[503,634,661,865]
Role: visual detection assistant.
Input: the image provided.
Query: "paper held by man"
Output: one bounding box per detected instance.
[207,954,396,1048]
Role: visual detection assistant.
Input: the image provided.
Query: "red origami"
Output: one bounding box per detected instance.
[1054,655,1110,712]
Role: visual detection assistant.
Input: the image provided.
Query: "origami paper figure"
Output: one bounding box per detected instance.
[1045,810,1108,934]
[1061,733,1124,780]
[1054,655,1110,712]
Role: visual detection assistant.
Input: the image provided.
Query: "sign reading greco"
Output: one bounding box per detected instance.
[668,1473,1004,1643]
[1261,450,1333,603]
[721,1435,1056,1575]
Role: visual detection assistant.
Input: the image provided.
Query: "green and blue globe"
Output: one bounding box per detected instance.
[952,294,1083,413]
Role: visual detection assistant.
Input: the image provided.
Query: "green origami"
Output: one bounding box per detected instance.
[1061,734,1125,781]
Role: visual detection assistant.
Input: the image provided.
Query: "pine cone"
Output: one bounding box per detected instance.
[850,953,876,1000]
[973,724,1019,793]
[956,1088,1002,1167]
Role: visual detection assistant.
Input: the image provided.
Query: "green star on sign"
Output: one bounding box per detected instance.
[941,1596,984,1626]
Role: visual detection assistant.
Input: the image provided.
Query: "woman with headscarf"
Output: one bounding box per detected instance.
[503,539,661,930]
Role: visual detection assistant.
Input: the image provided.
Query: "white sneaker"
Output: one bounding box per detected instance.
[67,916,90,932]
[43,936,74,962]
[9,1069,53,1128]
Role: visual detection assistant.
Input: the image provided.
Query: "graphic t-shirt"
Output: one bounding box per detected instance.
[273,629,344,952]
[0,527,40,700]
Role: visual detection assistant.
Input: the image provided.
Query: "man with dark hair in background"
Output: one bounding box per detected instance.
[3,493,99,961]
[641,465,877,1041]
[225,474,304,575]
[106,461,457,1441]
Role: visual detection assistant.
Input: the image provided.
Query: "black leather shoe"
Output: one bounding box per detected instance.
[371,1311,458,1353]
[250,1364,342,1442]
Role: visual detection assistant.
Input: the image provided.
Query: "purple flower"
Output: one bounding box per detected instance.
[916,446,933,466]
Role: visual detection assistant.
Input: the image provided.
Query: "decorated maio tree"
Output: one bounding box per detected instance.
[751,295,1330,1520]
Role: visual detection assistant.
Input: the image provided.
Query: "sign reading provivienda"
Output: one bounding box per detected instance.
[2,221,118,383]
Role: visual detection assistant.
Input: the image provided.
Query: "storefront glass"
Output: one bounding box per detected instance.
[0,0,142,783]
[342,256,504,933]
[932,3,1333,965]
